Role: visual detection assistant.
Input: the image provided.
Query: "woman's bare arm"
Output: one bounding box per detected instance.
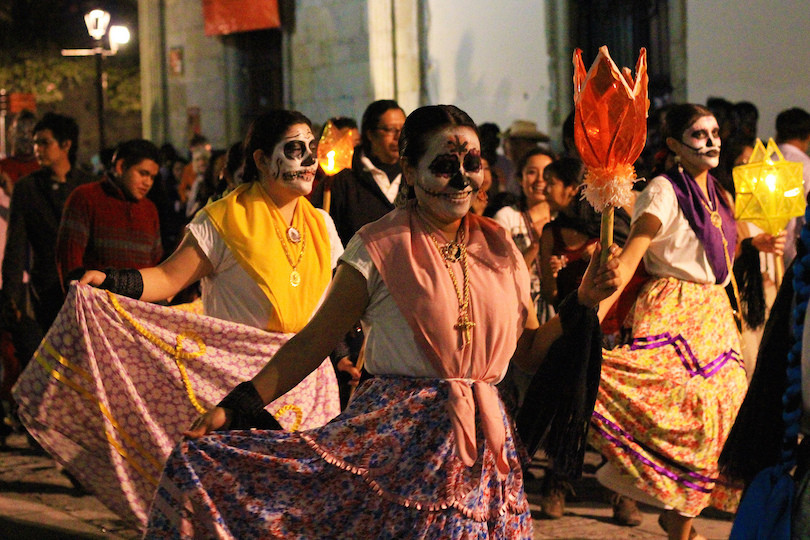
[185,263,370,437]
[80,233,213,302]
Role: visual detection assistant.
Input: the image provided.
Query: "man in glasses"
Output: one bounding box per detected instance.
[311,99,406,408]
[312,99,406,247]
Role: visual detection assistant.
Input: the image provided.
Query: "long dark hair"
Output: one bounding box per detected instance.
[543,157,584,188]
[242,110,312,183]
[514,147,557,211]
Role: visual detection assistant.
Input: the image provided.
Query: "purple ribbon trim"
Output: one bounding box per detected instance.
[591,412,719,493]
[593,412,721,484]
[629,332,741,378]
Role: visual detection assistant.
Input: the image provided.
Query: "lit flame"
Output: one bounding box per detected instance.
[318,122,355,175]
[765,172,777,192]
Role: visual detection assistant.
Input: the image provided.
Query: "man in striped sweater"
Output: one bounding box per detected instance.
[56,139,163,289]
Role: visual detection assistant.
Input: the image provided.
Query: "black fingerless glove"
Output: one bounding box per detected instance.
[217,381,283,431]
[98,268,144,299]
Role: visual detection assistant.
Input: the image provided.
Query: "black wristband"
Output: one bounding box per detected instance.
[99,268,144,299]
[217,381,282,431]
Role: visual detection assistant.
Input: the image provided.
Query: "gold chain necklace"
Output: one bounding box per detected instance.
[415,209,474,344]
[698,194,743,331]
[271,214,306,287]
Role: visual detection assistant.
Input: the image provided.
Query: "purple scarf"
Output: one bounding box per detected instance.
[662,166,736,284]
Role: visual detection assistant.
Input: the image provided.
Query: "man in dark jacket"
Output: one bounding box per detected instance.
[2,112,95,336]
[311,99,406,246]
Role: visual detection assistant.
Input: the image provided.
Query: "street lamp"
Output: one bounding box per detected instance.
[61,9,130,153]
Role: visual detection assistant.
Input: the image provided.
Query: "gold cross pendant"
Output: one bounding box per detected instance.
[455,314,475,344]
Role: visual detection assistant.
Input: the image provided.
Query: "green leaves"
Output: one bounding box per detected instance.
[0,53,140,112]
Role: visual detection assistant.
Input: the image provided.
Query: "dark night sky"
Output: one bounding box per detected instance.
[0,0,139,57]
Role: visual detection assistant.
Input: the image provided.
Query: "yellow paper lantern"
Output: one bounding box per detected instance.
[733,138,805,236]
[317,121,356,175]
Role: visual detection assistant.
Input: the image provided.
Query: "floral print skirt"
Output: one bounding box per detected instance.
[589,277,748,516]
[145,376,532,539]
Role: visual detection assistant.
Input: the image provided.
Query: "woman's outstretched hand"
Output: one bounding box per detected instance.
[183,406,229,438]
[79,270,107,287]
[577,243,621,308]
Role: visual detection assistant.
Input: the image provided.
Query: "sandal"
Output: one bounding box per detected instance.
[658,510,706,540]
[609,493,642,526]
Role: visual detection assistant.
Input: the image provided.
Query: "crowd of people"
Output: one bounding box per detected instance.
[0,95,808,539]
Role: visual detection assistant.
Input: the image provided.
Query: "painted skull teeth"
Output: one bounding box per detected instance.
[282,169,315,180]
[418,182,474,199]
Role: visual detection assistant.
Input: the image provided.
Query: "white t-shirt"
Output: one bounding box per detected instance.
[635,175,730,286]
[493,205,547,318]
[187,208,343,329]
[493,206,531,252]
[339,234,439,378]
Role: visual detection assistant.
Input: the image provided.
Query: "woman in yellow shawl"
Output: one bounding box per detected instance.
[81,110,344,431]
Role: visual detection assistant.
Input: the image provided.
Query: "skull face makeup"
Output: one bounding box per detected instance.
[410,127,483,223]
[268,124,318,195]
[673,115,722,173]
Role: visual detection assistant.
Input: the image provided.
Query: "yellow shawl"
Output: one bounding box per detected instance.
[203,182,331,332]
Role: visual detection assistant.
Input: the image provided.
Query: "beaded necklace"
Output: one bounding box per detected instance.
[415,208,475,344]
[271,214,306,287]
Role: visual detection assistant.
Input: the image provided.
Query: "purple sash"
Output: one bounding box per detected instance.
[662,166,736,283]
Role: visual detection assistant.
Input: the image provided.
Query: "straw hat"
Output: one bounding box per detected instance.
[502,120,550,142]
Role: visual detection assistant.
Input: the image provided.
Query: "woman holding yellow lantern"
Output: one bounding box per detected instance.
[587,104,780,539]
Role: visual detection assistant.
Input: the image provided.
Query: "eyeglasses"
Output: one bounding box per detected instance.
[374,125,403,136]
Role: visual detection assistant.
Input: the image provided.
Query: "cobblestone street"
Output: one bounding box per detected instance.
[0,432,735,539]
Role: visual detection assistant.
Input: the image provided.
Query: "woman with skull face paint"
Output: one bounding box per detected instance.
[143,105,622,539]
[81,110,344,431]
[586,104,752,539]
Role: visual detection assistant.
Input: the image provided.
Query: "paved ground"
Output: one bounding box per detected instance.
[0,432,735,539]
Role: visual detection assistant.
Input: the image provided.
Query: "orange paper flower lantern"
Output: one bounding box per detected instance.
[573,46,649,211]
[317,121,356,175]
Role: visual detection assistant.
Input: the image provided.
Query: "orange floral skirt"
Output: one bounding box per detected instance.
[590,277,748,516]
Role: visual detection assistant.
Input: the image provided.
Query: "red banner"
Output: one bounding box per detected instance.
[203,0,281,36]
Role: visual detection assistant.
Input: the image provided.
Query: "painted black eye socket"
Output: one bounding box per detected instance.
[283,140,315,160]
[463,153,482,173]
[428,155,460,176]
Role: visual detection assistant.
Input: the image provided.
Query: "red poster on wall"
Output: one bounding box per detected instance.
[203,0,281,36]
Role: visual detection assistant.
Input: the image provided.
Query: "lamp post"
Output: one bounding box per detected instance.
[61,10,130,154]
[86,9,109,151]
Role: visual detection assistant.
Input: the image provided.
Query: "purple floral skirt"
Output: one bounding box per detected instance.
[145,377,532,539]
[13,284,339,527]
